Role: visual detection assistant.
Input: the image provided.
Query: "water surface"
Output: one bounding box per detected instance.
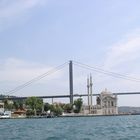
[0,115,140,140]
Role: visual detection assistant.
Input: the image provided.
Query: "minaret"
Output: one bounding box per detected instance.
[89,74,93,113]
[90,74,93,106]
[87,76,90,106]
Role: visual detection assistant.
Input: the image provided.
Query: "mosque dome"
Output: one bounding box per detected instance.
[101,88,112,95]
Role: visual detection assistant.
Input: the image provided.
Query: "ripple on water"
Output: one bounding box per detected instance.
[1,116,140,140]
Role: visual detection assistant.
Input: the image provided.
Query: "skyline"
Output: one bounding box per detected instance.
[1,0,140,106]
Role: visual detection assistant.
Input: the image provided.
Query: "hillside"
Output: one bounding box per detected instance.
[118,106,140,114]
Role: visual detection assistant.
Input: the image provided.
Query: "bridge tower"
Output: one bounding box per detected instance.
[69,60,73,104]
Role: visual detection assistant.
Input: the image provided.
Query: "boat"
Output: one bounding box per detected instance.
[0,111,11,119]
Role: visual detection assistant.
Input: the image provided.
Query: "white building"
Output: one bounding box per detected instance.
[82,89,118,115]
[0,103,4,113]
[95,89,118,115]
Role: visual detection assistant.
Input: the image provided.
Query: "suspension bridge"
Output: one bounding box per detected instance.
[1,60,140,103]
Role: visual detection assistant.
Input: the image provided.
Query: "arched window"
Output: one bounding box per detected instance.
[111,101,114,107]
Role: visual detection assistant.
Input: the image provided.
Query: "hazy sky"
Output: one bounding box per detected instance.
[1,0,140,106]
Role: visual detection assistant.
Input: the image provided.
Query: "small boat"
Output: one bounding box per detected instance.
[0,112,11,119]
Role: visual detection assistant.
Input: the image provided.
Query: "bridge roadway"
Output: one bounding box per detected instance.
[0,92,140,100]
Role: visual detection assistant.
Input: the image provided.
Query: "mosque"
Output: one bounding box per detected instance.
[82,76,118,115]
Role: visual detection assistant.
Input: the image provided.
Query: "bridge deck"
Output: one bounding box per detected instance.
[0,92,140,100]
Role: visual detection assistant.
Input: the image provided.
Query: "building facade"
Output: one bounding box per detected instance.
[0,103,4,113]
[82,89,118,115]
[95,89,118,115]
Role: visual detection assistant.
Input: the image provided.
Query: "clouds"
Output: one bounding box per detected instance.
[0,0,47,31]
[94,33,140,106]
[1,1,140,106]
[0,57,70,96]
[104,31,140,71]
[84,30,140,97]
[0,0,46,18]
[0,58,65,82]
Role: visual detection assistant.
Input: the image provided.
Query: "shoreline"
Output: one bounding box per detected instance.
[0,113,139,119]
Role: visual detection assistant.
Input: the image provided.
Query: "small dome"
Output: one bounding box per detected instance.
[101,88,112,95]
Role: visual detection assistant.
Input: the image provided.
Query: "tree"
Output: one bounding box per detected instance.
[13,101,19,110]
[44,103,63,116]
[25,97,43,116]
[73,98,83,113]
[52,104,63,116]
[13,100,25,110]
[63,103,73,113]
[3,99,13,110]
[44,103,51,112]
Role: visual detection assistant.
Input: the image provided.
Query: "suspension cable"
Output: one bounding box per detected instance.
[73,61,140,82]
[6,62,69,95]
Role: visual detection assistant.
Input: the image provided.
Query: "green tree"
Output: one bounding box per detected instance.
[13,100,25,110]
[25,97,43,116]
[13,101,19,110]
[73,98,83,113]
[48,104,63,116]
[63,103,73,113]
[53,104,63,116]
[44,103,71,116]
[44,103,51,112]
[3,99,13,110]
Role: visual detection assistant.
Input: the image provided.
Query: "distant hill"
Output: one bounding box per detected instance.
[118,106,140,114]
[0,94,17,99]
[0,94,8,98]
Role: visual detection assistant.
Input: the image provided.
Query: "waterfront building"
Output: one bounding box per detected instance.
[0,103,4,113]
[12,109,26,118]
[82,89,118,115]
[95,89,118,115]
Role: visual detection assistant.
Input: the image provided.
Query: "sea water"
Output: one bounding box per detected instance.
[0,115,140,140]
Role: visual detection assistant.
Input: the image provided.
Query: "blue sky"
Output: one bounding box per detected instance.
[1,0,140,106]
